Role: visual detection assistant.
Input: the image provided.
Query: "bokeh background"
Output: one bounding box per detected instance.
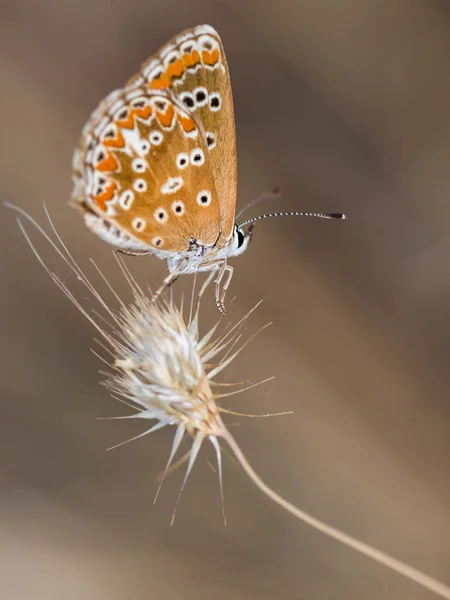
[2,1,450,598]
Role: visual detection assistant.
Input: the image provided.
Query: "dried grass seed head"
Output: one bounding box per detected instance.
[110,292,227,439]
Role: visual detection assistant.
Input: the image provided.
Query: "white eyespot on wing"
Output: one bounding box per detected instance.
[149,130,163,145]
[161,176,184,195]
[132,158,147,173]
[197,190,212,206]
[152,236,164,248]
[154,208,169,223]
[205,131,216,150]
[133,178,148,193]
[193,87,208,107]
[176,152,189,170]
[138,140,151,155]
[190,148,205,166]
[179,92,195,110]
[119,190,134,210]
[132,218,146,232]
[209,92,222,112]
[172,200,184,216]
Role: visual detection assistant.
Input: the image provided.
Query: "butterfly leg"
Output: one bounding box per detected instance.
[214,263,234,314]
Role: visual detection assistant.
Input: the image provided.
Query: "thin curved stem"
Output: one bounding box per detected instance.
[222,430,450,600]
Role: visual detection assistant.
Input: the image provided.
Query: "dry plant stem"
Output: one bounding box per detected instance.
[222,429,450,600]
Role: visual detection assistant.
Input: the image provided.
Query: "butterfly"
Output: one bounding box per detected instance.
[71,24,345,311]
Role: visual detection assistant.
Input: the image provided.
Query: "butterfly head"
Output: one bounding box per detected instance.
[227,222,255,258]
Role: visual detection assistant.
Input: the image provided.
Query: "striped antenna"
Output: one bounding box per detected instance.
[238,211,347,228]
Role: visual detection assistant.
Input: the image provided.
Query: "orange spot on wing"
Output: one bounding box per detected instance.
[202,48,219,66]
[103,130,125,148]
[95,181,116,211]
[167,58,184,79]
[182,50,201,69]
[157,103,175,128]
[116,105,152,129]
[96,150,119,172]
[134,104,152,120]
[178,113,196,133]
[150,73,171,89]
[116,112,135,129]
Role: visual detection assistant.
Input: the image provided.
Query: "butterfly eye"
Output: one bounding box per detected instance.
[172,200,184,216]
[154,208,168,223]
[176,152,189,169]
[149,131,163,145]
[190,148,205,166]
[236,228,245,248]
[133,178,147,192]
[132,159,146,173]
[119,190,134,210]
[132,218,146,232]
[152,236,163,247]
[209,92,222,112]
[197,190,211,206]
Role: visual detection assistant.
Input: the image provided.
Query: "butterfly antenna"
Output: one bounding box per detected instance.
[238,211,346,228]
[236,188,282,221]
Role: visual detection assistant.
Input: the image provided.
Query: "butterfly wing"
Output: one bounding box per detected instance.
[135,24,237,244]
[72,25,237,254]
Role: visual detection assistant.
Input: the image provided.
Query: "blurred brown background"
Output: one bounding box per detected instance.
[2,1,450,598]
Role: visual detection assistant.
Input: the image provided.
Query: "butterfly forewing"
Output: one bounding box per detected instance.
[72,25,237,254]
[137,25,237,243]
